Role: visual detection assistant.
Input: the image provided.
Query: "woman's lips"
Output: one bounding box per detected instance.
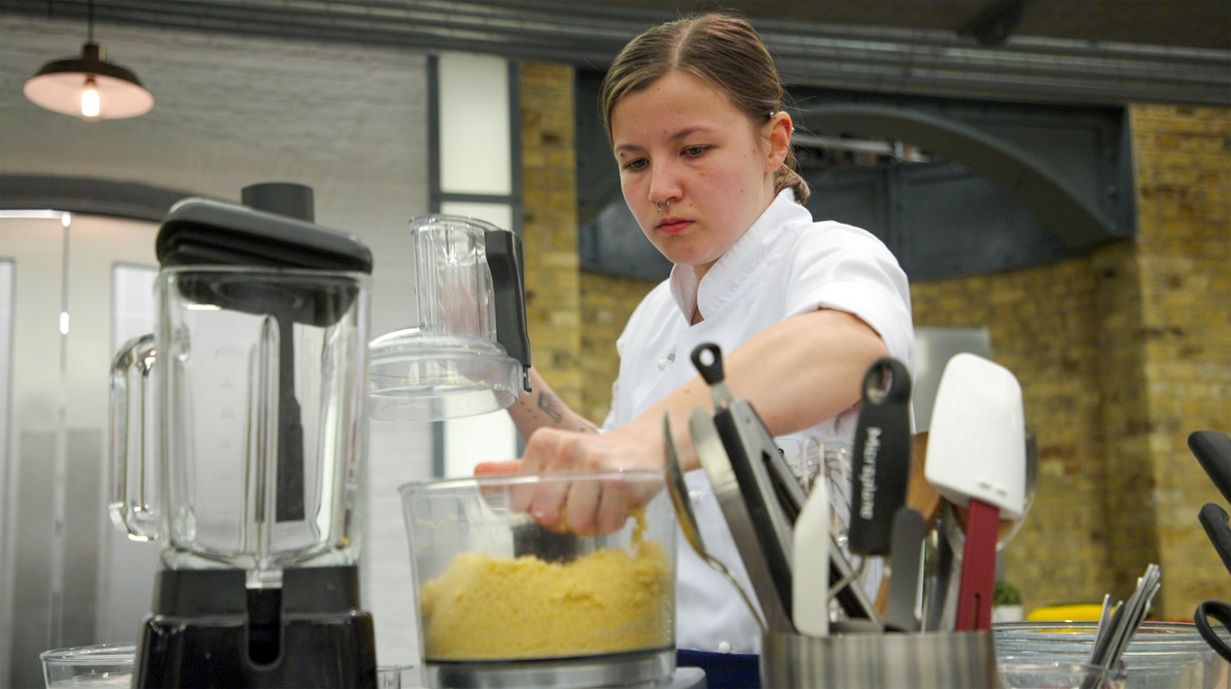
[656,217,692,235]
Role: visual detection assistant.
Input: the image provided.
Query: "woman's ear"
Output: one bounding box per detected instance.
[764,110,793,174]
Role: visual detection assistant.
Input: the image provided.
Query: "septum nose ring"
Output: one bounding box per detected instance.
[655,200,672,213]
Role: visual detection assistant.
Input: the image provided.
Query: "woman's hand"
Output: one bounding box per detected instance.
[476,421,667,536]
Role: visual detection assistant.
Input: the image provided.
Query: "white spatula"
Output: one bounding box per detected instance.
[925,353,1025,631]
[793,478,829,636]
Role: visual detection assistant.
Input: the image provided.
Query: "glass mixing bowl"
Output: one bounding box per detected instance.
[399,470,676,689]
[995,621,1231,689]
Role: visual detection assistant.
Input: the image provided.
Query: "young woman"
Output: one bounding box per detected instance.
[499,11,914,687]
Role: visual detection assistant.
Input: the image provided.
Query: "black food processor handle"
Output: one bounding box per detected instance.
[484,228,532,391]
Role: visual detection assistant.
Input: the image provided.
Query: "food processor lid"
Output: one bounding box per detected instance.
[156,197,373,273]
[368,327,522,421]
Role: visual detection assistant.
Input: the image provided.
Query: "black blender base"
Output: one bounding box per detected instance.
[135,566,377,688]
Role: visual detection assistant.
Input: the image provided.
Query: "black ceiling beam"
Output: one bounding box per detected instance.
[2,0,1228,106]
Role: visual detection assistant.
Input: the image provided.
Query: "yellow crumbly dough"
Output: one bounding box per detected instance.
[419,512,672,660]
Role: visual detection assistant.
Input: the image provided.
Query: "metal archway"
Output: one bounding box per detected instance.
[797,103,1126,250]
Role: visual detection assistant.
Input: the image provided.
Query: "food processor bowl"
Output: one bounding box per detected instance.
[399,470,676,689]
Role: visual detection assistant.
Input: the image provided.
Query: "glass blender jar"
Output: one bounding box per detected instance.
[109,196,376,687]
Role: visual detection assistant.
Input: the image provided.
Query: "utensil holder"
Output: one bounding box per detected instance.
[761,630,997,689]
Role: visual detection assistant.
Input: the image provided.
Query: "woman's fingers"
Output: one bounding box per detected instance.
[595,478,635,535]
[474,460,522,476]
[510,429,559,512]
[564,478,602,535]
[508,425,661,535]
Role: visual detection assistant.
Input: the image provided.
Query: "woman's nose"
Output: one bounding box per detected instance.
[647,162,682,208]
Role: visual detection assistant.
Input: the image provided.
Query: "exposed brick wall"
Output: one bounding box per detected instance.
[519,62,584,410]
[579,272,657,424]
[1128,104,1231,615]
[911,258,1113,612]
[911,104,1231,616]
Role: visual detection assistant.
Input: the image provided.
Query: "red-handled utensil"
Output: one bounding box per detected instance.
[925,353,1025,632]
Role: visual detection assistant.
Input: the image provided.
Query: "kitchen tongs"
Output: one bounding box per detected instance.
[687,343,880,633]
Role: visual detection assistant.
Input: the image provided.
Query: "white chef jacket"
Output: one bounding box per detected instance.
[601,188,914,653]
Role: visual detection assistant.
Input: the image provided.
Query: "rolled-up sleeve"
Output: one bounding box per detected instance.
[782,223,915,372]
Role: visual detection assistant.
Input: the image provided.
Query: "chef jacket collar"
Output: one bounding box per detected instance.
[669,188,811,322]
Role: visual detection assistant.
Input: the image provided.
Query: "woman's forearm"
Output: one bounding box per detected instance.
[625,308,888,472]
[508,367,600,441]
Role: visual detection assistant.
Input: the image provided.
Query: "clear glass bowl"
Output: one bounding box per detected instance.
[994,621,1231,689]
[399,470,676,688]
[40,643,134,688]
[998,659,1125,689]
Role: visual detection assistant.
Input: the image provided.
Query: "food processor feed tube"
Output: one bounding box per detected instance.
[108,190,378,688]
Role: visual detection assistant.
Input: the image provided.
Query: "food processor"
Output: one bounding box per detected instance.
[359,213,704,689]
[108,189,377,687]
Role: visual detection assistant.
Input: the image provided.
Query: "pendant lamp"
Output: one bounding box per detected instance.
[23,0,153,121]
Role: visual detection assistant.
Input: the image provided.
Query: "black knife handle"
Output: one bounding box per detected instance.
[691,343,725,385]
[1199,502,1231,577]
[1190,431,1231,506]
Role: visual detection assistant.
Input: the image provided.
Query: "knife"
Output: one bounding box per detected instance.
[883,507,926,632]
[1189,430,1231,505]
[1199,502,1231,577]
[690,409,795,633]
[690,343,796,628]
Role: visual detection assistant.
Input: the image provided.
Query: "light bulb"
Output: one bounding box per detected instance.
[80,76,100,119]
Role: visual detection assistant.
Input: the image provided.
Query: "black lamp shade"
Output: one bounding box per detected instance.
[23,42,153,120]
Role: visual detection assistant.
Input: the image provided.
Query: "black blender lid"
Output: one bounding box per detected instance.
[156,197,373,274]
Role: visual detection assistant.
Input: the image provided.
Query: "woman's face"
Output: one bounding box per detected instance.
[610,70,791,280]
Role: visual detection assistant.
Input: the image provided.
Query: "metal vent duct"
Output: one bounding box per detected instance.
[2,0,1229,106]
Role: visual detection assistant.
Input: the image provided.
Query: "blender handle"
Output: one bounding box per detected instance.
[484,228,532,391]
[108,333,160,542]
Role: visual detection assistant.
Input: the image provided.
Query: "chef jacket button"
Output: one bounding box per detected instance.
[717,641,732,653]
[656,352,676,371]
[688,489,703,504]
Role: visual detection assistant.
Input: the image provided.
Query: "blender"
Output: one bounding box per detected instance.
[108,192,377,687]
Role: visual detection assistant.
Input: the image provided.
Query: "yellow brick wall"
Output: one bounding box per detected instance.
[1129,104,1231,615]
[911,259,1113,612]
[579,272,657,425]
[519,62,584,409]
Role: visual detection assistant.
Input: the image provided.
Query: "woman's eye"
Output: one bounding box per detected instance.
[622,158,648,171]
[682,145,708,157]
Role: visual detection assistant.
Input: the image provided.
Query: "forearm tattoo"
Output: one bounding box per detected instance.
[536,392,564,423]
